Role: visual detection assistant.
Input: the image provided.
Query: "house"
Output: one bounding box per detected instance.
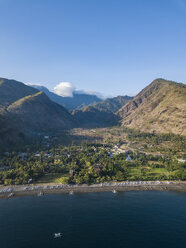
[118,149,125,154]
[177,159,186,163]
[92,146,97,152]
[108,152,113,157]
[126,155,132,161]
[44,153,51,158]
[28,178,33,184]
[34,153,40,157]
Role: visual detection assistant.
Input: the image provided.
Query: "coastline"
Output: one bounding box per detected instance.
[0,181,186,198]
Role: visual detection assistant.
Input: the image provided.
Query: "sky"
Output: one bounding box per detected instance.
[0,0,186,97]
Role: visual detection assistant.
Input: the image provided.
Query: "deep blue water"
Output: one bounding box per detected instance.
[0,191,186,248]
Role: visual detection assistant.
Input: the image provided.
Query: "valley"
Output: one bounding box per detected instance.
[0,127,185,187]
[0,77,185,187]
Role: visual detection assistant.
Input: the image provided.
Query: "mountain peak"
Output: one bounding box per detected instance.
[0,78,77,148]
[0,78,38,107]
[117,79,186,135]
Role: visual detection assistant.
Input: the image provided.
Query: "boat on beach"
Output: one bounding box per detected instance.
[8,193,14,198]
[38,191,44,197]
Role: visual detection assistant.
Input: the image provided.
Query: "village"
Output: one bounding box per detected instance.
[0,126,185,188]
[0,134,185,188]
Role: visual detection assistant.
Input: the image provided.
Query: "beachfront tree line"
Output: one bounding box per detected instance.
[0,144,185,185]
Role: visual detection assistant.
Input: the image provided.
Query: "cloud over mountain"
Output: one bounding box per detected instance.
[54,82,75,97]
[53,81,105,99]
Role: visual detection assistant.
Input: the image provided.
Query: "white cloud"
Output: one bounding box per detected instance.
[53,82,105,98]
[54,82,75,97]
[26,81,106,98]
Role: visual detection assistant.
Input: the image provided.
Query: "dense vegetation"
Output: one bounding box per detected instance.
[0,132,185,185]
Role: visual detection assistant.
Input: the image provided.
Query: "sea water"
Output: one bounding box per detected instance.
[0,191,185,248]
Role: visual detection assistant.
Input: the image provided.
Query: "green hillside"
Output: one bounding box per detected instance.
[72,95,132,127]
[0,78,77,150]
[7,91,76,131]
[0,78,38,107]
[117,79,186,135]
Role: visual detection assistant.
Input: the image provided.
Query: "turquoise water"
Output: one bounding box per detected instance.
[0,191,186,248]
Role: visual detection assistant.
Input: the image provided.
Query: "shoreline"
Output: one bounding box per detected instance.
[0,181,186,198]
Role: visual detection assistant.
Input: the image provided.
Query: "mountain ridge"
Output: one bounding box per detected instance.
[117,78,186,135]
[6,91,76,131]
[0,78,77,149]
[0,78,38,107]
[72,95,133,127]
[0,77,185,151]
[29,84,102,110]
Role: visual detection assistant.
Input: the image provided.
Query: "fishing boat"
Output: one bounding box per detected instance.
[54,233,62,238]
[8,193,14,198]
[38,191,44,197]
[112,189,117,194]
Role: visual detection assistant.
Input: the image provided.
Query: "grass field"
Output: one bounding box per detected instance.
[36,167,180,184]
[37,173,69,184]
[128,167,169,180]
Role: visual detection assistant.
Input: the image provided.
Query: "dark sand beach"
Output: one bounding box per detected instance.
[0,181,186,198]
